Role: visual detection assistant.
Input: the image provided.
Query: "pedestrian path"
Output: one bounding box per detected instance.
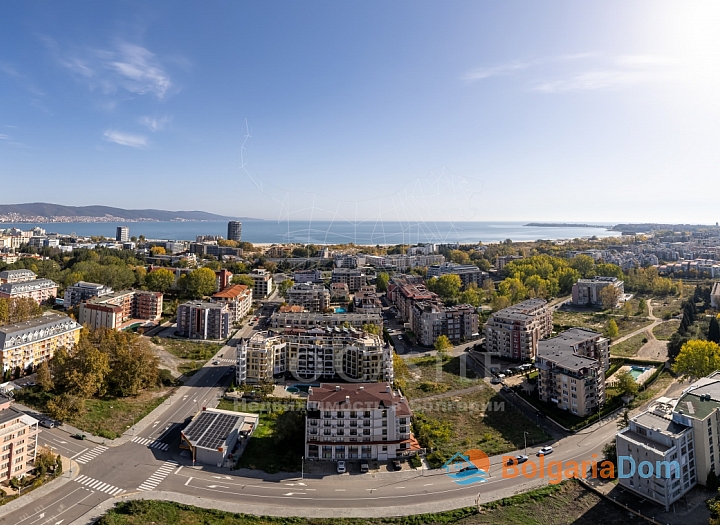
[74,474,125,496]
[74,445,108,464]
[131,436,170,451]
[137,460,178,491]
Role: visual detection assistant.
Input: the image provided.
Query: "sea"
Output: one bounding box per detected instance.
[0,220,619,245]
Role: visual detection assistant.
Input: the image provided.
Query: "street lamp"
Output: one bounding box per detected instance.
[301,455,304,480]
[523,431,529,456]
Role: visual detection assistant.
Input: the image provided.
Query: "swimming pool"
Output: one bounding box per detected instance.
[629,369,643,380]
[335,308,347,313]
[286,383,320,393]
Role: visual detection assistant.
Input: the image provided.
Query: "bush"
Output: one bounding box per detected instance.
[409,455,422,469]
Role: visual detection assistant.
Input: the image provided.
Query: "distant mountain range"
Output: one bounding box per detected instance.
[0,203,254,222]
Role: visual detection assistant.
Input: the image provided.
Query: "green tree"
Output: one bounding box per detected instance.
[491,294,510,311]
[145,268,175,293]
[427,274,462,300]
[375,272,390,293]
[599,285,621,310]
[106,335,160,397]
[595,263,624,280]
[459,283,483,307]
[231,274,255,287]
[278,279,294,298]
[557,267,581,295]
[434,335,452,355]
[34,447,58,477]
[46,393,84,422]
[709,317,720,345]
[497,277,528,304]
[621,300,633,319]
[362,323,381,336]
[36,360,54,391]
[606,319,619,338]
[673,340,720,379]
[149,246,166,256]
[570,255,596,278]
[616,370,639,397]
[637,298,648,316]
[180,267,218,299]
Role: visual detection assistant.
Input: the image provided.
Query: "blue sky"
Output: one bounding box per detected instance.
[2,1,719,223]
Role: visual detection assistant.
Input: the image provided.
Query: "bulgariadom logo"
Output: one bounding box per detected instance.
[442,449,490,485]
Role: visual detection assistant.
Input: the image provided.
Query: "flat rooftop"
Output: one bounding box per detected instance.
[182,409,258,451]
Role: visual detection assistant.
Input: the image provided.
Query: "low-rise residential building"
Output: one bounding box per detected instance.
[0,269,37,284]
[177,301,230,340]
[354,285,383,315]
[180,407,257,467]
[535,328,609,417]
[269,311,382,331]
[0,279,58,305]
[412,302,479,346]
[484,298,553,360]
[427,263,487,289]
[331,268,367,292]
[286,283,331,312]
[330,282,349,302]
[63,281,114,309]
[78,290,163,330]
[572,276,625,307]
[250,269,274,299]
[0,313,81,373]
[237,328,393,384]
[386,274,424,304]
[305,382,414,461]
[293,269,323,284]
[211,284,252,324]
[363,254,445,271]
[0,395,39,482]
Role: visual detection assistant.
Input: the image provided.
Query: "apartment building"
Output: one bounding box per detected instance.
[427,263,487,289]
[63,281,114,309]
[211,284,252,323]
[484,298,553,360]
[496,255,524,273]
[572,276,625,307]
[331,268,366,293]
[250,269,273,298]
[116,226,129,242]
[286,283,331,312]
[227,221,242,242]
[78,290,163,330]
[363,254,445,271]
[214,269,233,292]
[0,313,81,373]
[386,274,424,304]
[0,279,58,305]
[293,269,323,284]
[269,311,382,331]
[177,301,230,340]
[412,302,479,347]
[394,283,440,326]
[305,382,413,461]
[0,270,37,284]
[0,395,39,482]
[237,328,393,384]
[330,283,349,301]
[354,285,383,315]
[535,329,608,417]
[712,282,720,309]
[189,242,243,258]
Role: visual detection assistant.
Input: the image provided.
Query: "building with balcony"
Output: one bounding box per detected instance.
[293,269,323,284]
[177,301,230,340]
[0,269,37,284]
[331,268,366,292]
[412,302,479,347]
[353,285,383,315]
[572,276,625,307]
[235,331,287,384]
[330,282,349,302]
[427,263,488,290]
[483,298,553,360]
[78,290,163,330]
[0,279,58,305]
[0,395,39,482]
[63,281,114,309]
[535,328,609,417]
[250,269,273,298]
[211,284,252,324]
[269,311,382,331]
[305,382,414,461]
[227,221,242,242]
[116,226,129,242]
[0,313,81,373]
[286,283,331,312]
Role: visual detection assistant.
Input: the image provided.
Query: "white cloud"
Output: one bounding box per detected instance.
[139,115,172,131]
[463,61,534,81]
[107,43,171,98]
[103,130,148,148]
[0,134,8,140]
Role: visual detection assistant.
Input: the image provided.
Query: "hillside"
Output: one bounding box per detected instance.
[0,203,250,222]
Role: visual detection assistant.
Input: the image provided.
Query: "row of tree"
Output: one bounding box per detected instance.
[0,297,43,326]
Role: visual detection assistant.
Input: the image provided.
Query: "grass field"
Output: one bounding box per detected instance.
[15,387,172,439]
[609,333,647,357]
[651,292,691,320]
[553,310,652,340]
[652,320,680,340]
[95,480,641,525]
[401,355,479,399]
[158,339,224,360]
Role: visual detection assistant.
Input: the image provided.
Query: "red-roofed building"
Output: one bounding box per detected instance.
[211,284,252,323]
[305,382,415,462]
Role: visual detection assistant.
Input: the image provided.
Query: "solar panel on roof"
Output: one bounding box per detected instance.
[184,411,244,450]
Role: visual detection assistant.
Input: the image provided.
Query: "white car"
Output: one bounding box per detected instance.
[398,335,403,340]
[536,446,554,456]
[337,460,346,474]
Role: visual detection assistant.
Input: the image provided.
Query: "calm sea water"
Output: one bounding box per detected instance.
[0,220,618,245]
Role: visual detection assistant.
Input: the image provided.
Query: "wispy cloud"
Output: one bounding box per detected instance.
[0,62,45,97]
[44,37,174,100]
[103,130,148,148]
[139,115,172,131]
[463,53,597,81]
[0,134,9,140]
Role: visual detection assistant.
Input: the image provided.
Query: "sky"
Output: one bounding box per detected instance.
[1,1,720,224]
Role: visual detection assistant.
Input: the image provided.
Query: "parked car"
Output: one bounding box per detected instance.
[72,433,86,440]
[212,360,220,365]
[391,459,402,471]
[501,385,514,393]
[337,460,346,474]
[398,335,403,340]
[360,461,369,473]
[536,446,553,457]
[503,369,513,376]
[40,419,55,428]
[490,376,502,384]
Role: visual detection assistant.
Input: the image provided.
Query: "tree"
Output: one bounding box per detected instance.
[362,323,381,336]
[708,470,720,492]
[602,441,617,469]
[710,317,720,345]
[606,319,619,339]
[621,300,633,319]
[375,272,390,293]
[106,335,160,397]
[179,267,217,298]
[149,246,166,256]
[232,274,255,287]
[599,285,621,310]
[497,277,528,304]
[637,298,647,316]
[616,370,639,397]
[145,268,176,293]
[46,393,84,422]
[34,447,58,477]
[557,268,581,295]
[434,335,452,355]
[570,255,595,278]
[673,340,720,379]
[491,294,510,311]
[595,263,624,280]
[427,274,462,300]
[36,360,54,391]
[459,283,483,307]
[278,279,294,298]
[617,409,630,430]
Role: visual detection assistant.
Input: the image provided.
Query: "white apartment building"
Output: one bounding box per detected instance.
[0,395,39,483]
[305,382,413,461]
[484,298,553,361]
[235,332,287,384]
[0,279,58,305]
[0,270,37,284]
[293,269,323,284]
[286,283,331,312]
[331,268,367,292]
[269,311,382,331]
[427,262,487,289]
[412,302,479,347]
[211,284,253,323]
[63,281,114,309]
[250,269,274,298]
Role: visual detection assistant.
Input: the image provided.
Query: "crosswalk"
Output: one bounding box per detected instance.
[131,436,170,451]
[137,460,178,491]
[215,358,235,364]
[74,475,125,496]
[74,445,108,464]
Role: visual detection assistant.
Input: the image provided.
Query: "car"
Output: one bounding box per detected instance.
[360,461,369,473]
[501,385,514,393]
[506,455,529,465]
[490,367,499,374]
[391,459,402,471]
[72,433,86,440]
[26,381,36,387]
[40,419,55,428]
[212,360,220,365]
[536,410,546,418]
[536,446,553,456]
[503,369,513,376]
[337,460,346,474]
[398,335,403,340]
[490,376,503,384]
[458,464,479,473]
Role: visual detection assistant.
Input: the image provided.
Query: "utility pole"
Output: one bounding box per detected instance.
[301,456,304,480]
[523,431,529,456]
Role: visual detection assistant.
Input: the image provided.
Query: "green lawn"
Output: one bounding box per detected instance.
[95,479,637,525]
[609,333,647,357]
[158,339,224,360]
[15,387,173,439]
[177,361,205,377]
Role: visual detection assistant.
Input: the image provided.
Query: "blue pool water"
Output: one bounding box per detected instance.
[335,308,347,313]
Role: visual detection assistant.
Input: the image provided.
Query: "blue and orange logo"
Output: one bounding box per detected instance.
[442,449,490,485]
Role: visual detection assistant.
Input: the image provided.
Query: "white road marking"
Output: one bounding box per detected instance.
[185,477,193,486]
[174,465,183,474]
[69,448,88,460]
